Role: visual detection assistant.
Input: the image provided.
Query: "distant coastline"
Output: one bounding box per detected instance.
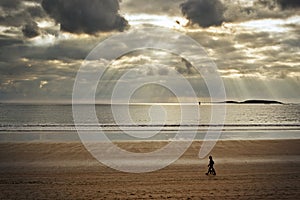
[214,100,284,105]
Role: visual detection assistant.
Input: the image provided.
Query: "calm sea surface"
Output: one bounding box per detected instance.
[0,104,299,141]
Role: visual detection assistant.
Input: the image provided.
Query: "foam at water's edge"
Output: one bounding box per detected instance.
[0,130,299,143]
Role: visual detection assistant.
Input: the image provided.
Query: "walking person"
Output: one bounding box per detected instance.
[206,156,216,176]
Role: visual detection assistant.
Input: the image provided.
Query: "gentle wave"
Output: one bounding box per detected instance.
[1,123,300,132]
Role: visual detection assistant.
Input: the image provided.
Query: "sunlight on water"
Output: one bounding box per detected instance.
[0,104,299,141]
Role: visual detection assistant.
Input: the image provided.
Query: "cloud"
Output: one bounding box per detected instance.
[180,0,225,27]
[41,0,129,34]
[186,17,300,81]
[236,0,300,20]
[0,10,31,27]
[0,0,22,9]
[122,0,183,16]
[26,4,47,18]
[0,36,23,47]
[254,0,300,11]
[179,0,299,28]
[0,0,299,102]
[0,35,101,63]
[276,0,300,9]
[0,57,79,101]
[0,0,45,21]
[22,21,40,38]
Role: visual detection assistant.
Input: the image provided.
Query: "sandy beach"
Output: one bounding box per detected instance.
[0,139,299,199]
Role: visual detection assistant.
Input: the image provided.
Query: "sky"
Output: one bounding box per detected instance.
[0,0,299,103]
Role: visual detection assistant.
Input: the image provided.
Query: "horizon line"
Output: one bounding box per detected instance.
[0,100,299,105]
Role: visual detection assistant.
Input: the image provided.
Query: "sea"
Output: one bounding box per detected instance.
[0,103,299,142]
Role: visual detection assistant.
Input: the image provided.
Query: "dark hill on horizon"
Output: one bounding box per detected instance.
[220,100,283,104]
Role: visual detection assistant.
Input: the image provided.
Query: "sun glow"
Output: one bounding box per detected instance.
[28,31,94,47]
[230,16,300,33]
[29,34,56,46]
[39,81,48,89]
[36,20,56,29]
[125,14,188,30]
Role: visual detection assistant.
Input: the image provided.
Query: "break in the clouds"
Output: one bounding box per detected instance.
[41,0,128,34]
[122,0,183,16]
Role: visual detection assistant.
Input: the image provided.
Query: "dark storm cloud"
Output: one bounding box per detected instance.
[180,0,225,27]
[0,0,45,39]
[22,21,40,38]
[41,0,128,34]
[277,0,300,9]
[180,0,299,28]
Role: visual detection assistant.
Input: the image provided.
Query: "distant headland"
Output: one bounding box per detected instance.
[199,100,284,105]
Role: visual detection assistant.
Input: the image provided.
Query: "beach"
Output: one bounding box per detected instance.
[0,139,299,199]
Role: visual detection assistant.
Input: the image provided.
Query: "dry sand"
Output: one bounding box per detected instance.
[0,139,299,199]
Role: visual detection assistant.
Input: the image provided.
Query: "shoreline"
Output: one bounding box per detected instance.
[0,130,299,143]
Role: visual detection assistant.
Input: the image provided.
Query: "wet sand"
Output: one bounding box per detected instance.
[0,139,299,199]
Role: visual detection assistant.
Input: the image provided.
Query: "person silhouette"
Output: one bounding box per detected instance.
[206,156,216,175]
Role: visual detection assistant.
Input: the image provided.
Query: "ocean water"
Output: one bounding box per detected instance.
[0,103,299,142]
